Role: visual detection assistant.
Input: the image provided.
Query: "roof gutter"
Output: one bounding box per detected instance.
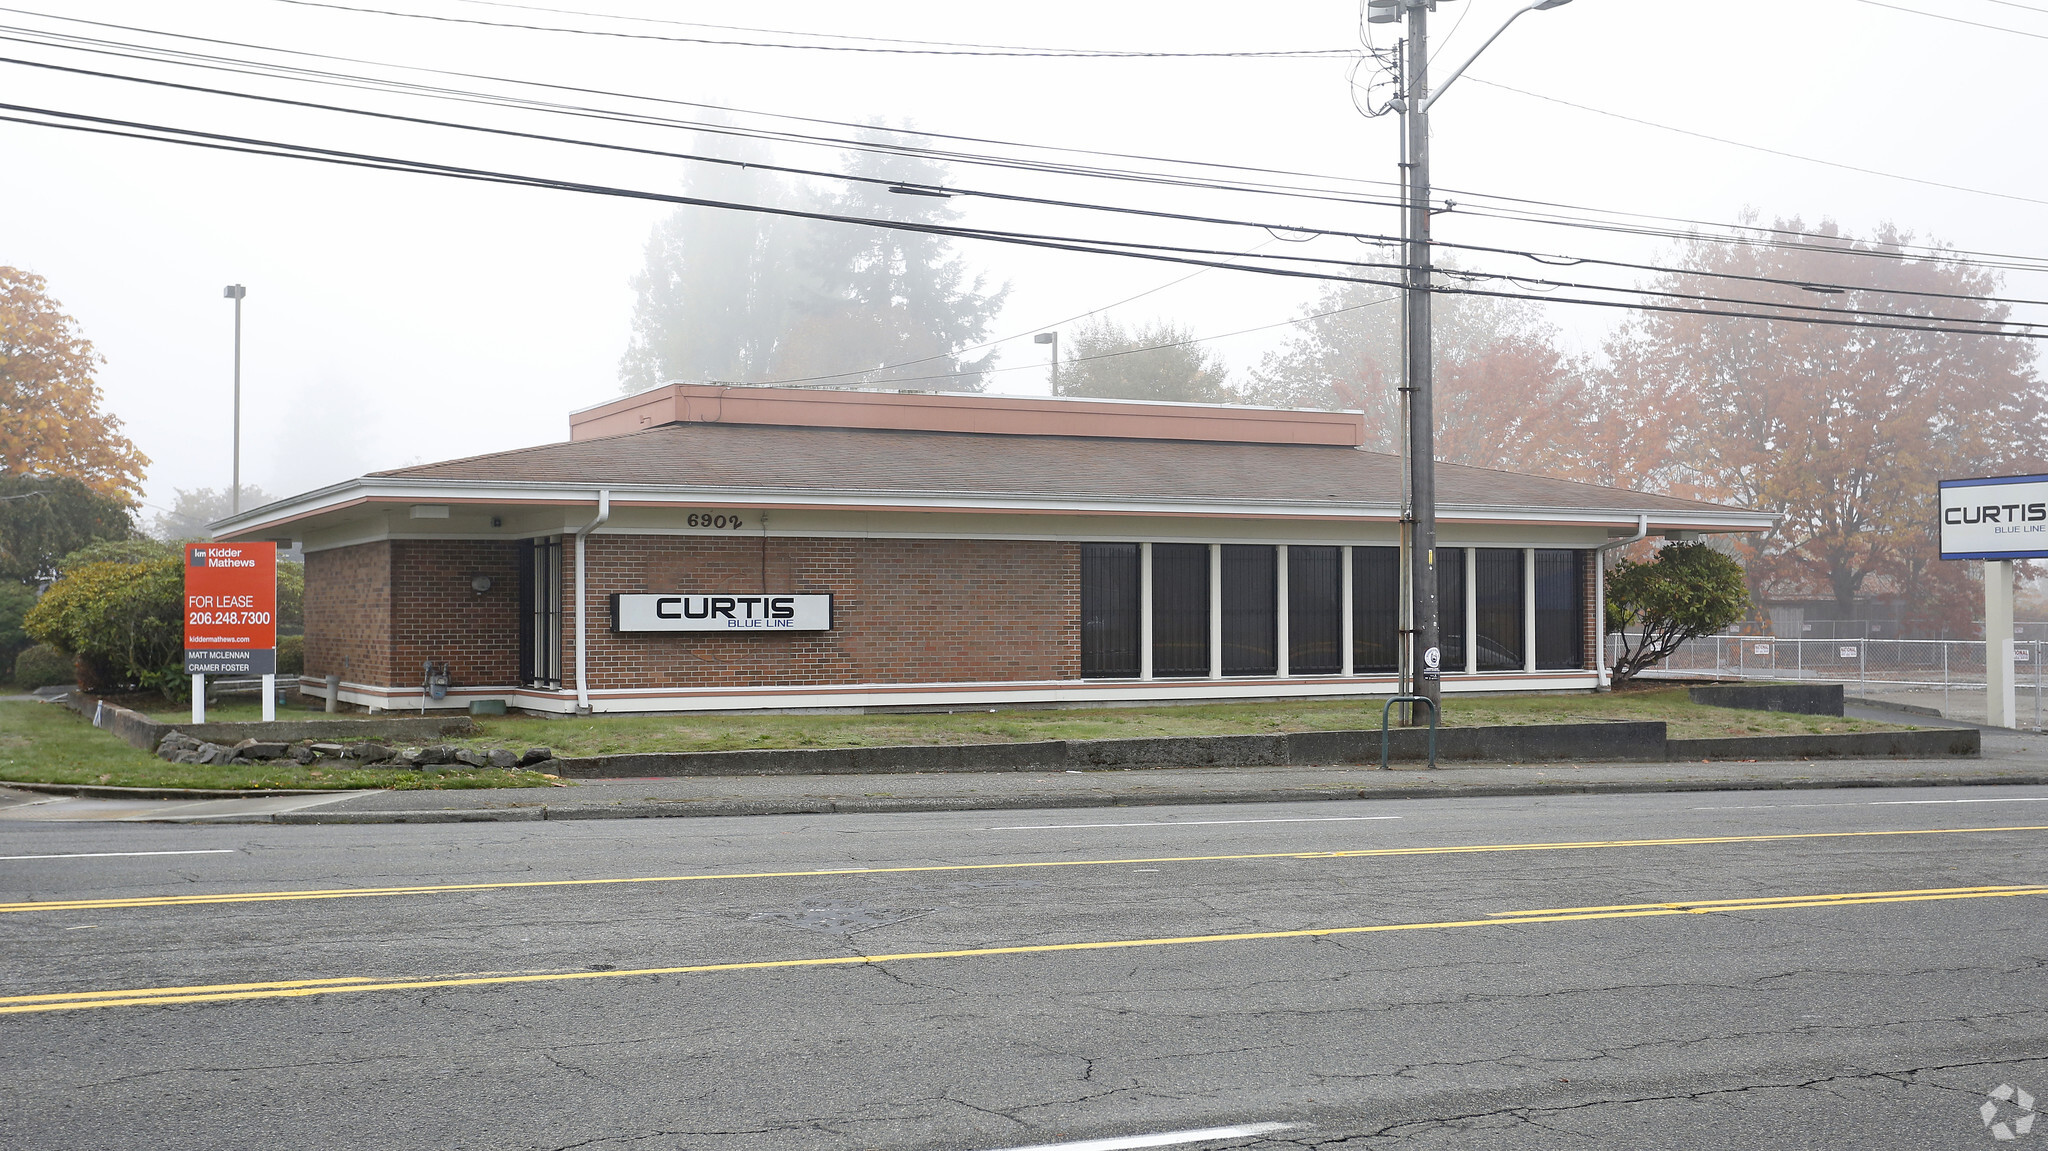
[573,489,611,714]
[1593,514,1650,690]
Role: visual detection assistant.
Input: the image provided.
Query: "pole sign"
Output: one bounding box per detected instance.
[1939,473,2048,561]
[611,593,831,633]
[183,542,278,674]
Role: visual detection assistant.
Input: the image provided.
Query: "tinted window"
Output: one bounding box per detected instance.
[1080,544,1140,678]
[1151,544,1210,677]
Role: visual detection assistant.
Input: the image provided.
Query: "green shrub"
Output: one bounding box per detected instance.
[12,643,72,690]
[0,580,35,668]
[277,634,304,676]
[24,555,184,697]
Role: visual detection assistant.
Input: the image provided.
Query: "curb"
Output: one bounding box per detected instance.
[267,771,2048,824]
[0,780,351,800]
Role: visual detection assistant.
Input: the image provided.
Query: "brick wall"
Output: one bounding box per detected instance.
[1584,549,1601,671]
[390,540,523,689]
[304,541,392,684]
[569,535,1081,690]
[305,539,521,688]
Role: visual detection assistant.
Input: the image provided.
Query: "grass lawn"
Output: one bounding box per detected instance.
[0,701,560,791]
[441,686,1910,758]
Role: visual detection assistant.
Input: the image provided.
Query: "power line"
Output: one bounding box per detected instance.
[748,239,1282,387]
[6,46,2044,333]
[17,5,2048,288]
[1466,76,2048,209]
[8,100,2046,348]
[756,294,1403,391]
[14,50,2048,327]
[1849,0,2048,39]
[265,0,1358,58]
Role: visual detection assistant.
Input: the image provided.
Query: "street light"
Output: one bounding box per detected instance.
[223,284,247,515]
[1034,331,1059,394]
[1383,0,1575,715]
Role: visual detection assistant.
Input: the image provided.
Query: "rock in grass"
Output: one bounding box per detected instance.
[452,749,488,769]
[309,742,347,758]
[194,743,234,765]
[346,742,394,764]
[518,747,553,767]
[415,745,456,766]
[233,740,292,760]
[484,748,519,769]
[289,744,317,765]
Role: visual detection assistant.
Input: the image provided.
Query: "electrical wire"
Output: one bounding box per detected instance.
[7,101,2044,347]
[14,5,2048,287]
[1465,76,2048,209]
[12,47,2048,324]
[1848,0,2048,40]
[17,51,2048,329]
[753,293,1404,390]
[266,0,1358,58]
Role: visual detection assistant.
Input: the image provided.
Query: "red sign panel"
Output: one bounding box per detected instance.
[183,542,278,675]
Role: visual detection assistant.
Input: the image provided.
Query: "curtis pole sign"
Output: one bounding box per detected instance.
[183,542,278,674]
[1939,473,2048,561]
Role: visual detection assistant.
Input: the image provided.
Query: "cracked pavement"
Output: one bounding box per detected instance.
[3,783,2047,1149]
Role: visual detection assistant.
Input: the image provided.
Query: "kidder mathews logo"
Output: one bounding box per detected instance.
[188,548,255,569]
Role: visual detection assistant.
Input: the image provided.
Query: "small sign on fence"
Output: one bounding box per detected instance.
[1839,645,1859,659]
[2020,648,2034,664]
[1752,643,1771,656]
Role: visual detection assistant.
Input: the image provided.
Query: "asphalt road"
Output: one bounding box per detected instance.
[4,786,2048,1150]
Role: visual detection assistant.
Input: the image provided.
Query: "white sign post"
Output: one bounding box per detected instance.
[1939,474,2048,727]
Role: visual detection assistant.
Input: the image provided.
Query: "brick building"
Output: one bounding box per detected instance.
[210,386,1771,714]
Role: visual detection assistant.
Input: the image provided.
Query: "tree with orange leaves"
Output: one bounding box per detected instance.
[1594,219,2048,629]
[0,267,147,502]
[1243,273,1595,478]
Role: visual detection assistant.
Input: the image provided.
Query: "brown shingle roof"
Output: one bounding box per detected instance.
[372,422,1748,518]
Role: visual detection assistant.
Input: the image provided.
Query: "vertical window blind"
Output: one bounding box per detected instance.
[1080,543,1140,678]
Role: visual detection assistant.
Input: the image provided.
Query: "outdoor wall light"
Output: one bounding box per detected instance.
[470,575,493,595]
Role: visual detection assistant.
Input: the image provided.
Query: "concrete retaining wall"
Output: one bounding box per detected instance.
[1689,684,1845,717]
[57,693,477,752]
[552,722,1673,778]
[1668,728,1980,761]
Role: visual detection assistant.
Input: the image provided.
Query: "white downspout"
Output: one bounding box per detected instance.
[1595,514,1650,690]
[573,489,611,714]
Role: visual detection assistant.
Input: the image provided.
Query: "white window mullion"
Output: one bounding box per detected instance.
[1276,545,1290,678]
[1209,543,1224,679]
[1139,542,1154,681]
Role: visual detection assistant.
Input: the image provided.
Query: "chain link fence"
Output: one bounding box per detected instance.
[1611,635,2046,729]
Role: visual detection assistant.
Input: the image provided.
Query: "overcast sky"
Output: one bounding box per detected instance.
[6,0,2046,522]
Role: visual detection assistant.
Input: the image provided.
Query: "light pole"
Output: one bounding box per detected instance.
[1369,0,1574,715]
[223,284,247,514]
[1034,331,1059,394]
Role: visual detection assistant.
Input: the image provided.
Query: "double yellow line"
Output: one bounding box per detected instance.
[6,883,2043,1016]
[9,824,2048,917]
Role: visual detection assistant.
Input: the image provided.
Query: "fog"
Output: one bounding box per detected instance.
[6,0,2046,518]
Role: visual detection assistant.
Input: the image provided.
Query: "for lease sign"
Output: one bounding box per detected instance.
[1939,474,2048,561]
[611,593,832,633]
[184,542,278,674]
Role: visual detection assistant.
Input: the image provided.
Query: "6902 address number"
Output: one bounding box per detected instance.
[688,512,745,529]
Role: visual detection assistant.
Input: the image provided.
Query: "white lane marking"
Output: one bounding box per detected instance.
[62,925,99,930]
[983,1123,1298,1151]
[0,849,239,861]
[1696,797,2048,811]
[984,816,1402,831]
